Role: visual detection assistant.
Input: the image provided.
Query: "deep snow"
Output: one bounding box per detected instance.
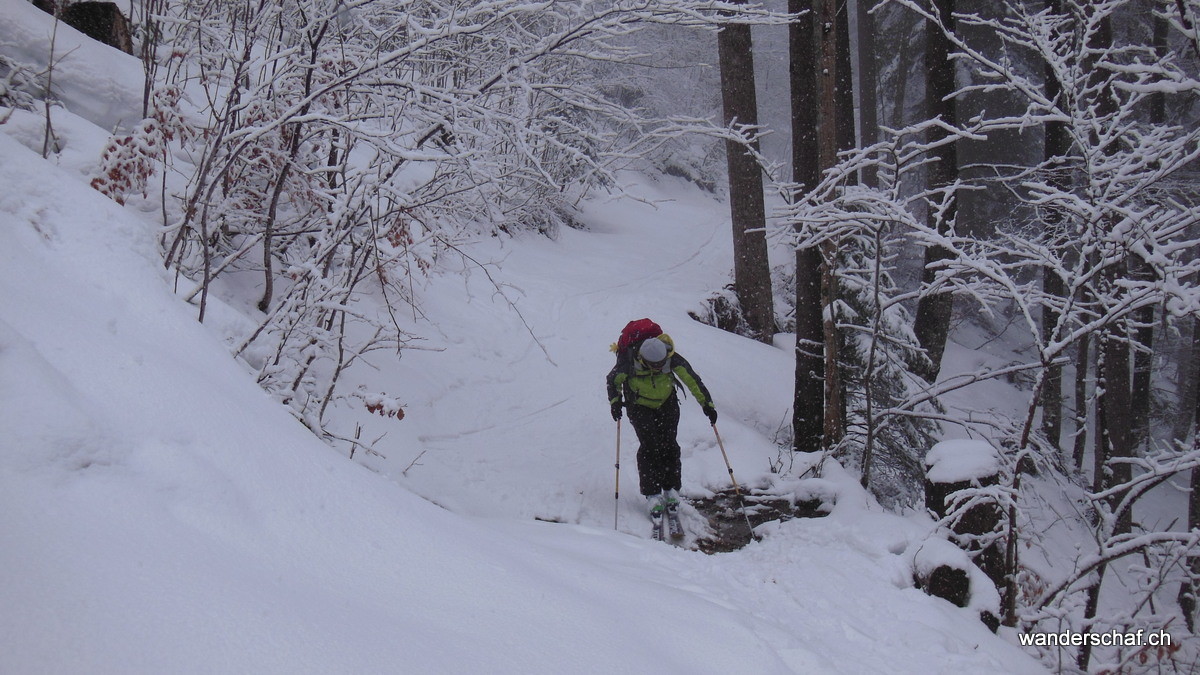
[0,2,1047,672]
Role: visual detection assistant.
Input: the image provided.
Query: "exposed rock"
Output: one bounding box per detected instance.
[59,2,134,55]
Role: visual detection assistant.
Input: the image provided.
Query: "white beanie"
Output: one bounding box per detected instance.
[639,337,669,370]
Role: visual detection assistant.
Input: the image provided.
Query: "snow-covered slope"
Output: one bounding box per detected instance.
[0,2,1045,671]
[0,130,763,672]
[0,0,144,133]
[0,128,1042,673]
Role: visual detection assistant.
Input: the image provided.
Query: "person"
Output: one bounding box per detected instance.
[606,331,718,518]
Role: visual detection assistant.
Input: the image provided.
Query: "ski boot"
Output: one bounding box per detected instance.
[647,493,665,541]
[664,489,684,539]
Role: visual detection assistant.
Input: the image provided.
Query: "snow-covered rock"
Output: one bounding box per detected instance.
[925,439,1001,486]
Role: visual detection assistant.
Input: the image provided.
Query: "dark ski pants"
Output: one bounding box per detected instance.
[627,397,681,496]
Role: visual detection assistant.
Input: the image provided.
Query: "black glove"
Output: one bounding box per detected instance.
[611,402,623,421]
[705,405,718,425]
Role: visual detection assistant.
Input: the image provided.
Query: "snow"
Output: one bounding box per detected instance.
[0,0,144,133]
[925,440,1002,485]
[0,2,1047,673]
[907,536,1002,618]
[0,133,781,673]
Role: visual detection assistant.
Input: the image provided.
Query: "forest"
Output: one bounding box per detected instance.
[4,0,1200,671]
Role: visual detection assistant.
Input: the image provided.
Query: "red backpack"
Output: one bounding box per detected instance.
[613,318,663,354]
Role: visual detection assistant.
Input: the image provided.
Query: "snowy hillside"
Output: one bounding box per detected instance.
[0,1,1048,672]
[0,127,1042,674]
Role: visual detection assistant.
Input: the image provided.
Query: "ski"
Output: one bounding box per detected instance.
[666,505,684,539]
[650,509,665,541]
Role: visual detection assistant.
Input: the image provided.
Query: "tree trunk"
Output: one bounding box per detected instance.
[1072,332,1091,471]
[1040,0,1070,452]
[1093,332,1108,494]
[1100,309,1135,536]
[911,0,957,383]
[1039,272,1064,450]
[718,4,775,344]
[834,0,857,432]
[1179,316,1200,633]
[794,249,824,454]
[1129,11,1169,452]
[836,0,856,157]
[1151,6,1169,126]
[791,0,825,454]
[1183,459,1200,633]
[1086,13,1132,534]
[854,0,879,188]
[1077,561,1109,671]
[1129,260,1155,453]
[817,0,844,447]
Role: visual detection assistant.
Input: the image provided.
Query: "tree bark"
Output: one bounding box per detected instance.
[1072,332,1091,471]
[836,0,856,157]
[1040,0,1070,452]
[1179,316,1200,633]
[717,4,776,344]
[1128,11,1170,452]
[1183,459,1200,633]
[817,0,844,447]
[834,0,856,432]
[1086,12,1132,535]
[1040,272,1064,450]
[854,0,879,188]
[1129,260,1155,453]
[911,0,957,383]
[1100,307,1135,536]
[791,0,825,453]
[1077,561,1109,671]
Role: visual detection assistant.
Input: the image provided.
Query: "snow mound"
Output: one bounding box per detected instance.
[907,536,1003,619]
[925,439,1002,485]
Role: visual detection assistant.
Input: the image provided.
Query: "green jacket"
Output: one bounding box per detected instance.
[607,351,714,411]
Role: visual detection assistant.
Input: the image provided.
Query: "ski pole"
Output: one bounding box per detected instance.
[614,419,621,530]
[712,424,756,538]
[712,424,742,493]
